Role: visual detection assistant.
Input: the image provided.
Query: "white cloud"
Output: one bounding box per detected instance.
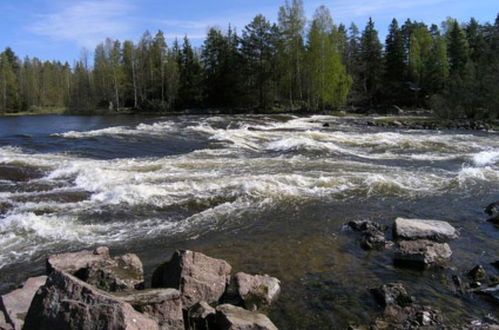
[29,0,134,47]
[309,0,451,19]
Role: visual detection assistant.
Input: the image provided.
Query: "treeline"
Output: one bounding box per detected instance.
[1,0,499,119]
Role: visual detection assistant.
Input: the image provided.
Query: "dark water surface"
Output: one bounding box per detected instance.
[0,114,498,328]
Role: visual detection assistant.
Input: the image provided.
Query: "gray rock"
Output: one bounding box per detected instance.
[394,240,452,269]
[394,218,458,242]
[47,247,144,291]
[347,220,389,250]
[372,283,414,307]
[117,289,184,330]
[151,250,232,308]
[0,276,46,330]
[213,304,278,330]
[234,273,280,311]
[23,270,159,330]
[187,301,216,330]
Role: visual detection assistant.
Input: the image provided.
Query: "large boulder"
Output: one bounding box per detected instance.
[234,273,280,311]
[47,247,144,291]
[394,218,458,242]
[117,289,184,330]
[213,304,278,330]
[151,250,232,308]
[394,240,452,269]
[23,270,159,330]
[0,276,46,330]
[187,301,216,330]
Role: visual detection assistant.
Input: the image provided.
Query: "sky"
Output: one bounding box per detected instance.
[1,0,497,64]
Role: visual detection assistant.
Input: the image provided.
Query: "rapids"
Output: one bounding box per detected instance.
[0,114,498,328]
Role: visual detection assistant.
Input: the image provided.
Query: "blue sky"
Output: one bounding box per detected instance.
[1,0,497,64]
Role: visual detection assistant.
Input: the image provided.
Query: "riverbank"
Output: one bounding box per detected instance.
[0,107,66,117]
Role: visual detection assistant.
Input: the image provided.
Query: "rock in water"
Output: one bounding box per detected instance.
[372,283,414,307]
[394,218,458,242]
[0,276,47,330]
[347,220,390,250]
[213,304,278,330]
[371,283,444,328]
[394,240,452,269]
[151,250,232,308]
[234,272,281,311]
[117,289,184,330]
[187,301,216,330]
[468,265,487,282]
[23,270,159,330]
[47,246,144,291]
[485,201,499,216]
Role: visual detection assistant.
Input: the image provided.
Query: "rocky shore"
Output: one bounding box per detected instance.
[363,118,498,131]
[0,249,281,330]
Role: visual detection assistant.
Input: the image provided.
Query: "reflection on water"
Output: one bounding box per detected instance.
[0,114,498,328]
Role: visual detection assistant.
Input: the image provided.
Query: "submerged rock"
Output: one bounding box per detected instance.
[47,246,144,291]
[371,283,444,329]
[0,202,12,215]
[23,270,159,330]
[469,265,488,282]
[475,284,499,305]
[485,201,499,217]
[234,272,280,311]
[151,250,232,308]
[213,304,278,330]
[394,240,452,269]
[0,276,47,330]
[117,288,184,330]
[372,283,414,307]
[394,218,458,242]
[187,301,216,330]
[0,165,44,182]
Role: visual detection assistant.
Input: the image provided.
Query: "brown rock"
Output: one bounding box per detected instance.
[0,276,47,330]
[394,240,452,269]
[151,250,232,308]
[117,289,184,330]
[0,165,44,182]
[47,247,144,291]
[23,270,159,330]
[234,273,280,311]
[214,304,278,330]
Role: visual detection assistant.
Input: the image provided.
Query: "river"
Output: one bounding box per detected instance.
[0,114,498,328]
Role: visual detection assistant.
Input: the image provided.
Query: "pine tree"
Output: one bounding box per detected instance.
[241,15,278,109]
[383,18,406,104]
[360,18,383,106]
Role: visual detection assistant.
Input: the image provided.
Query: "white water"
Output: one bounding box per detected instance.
[1,115,498,269]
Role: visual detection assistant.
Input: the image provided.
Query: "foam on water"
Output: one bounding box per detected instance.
[1,115,499,269]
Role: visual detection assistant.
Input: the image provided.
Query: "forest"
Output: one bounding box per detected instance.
[0,0,498,119]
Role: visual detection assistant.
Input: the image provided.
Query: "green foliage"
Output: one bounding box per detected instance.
[1,3,498,119]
